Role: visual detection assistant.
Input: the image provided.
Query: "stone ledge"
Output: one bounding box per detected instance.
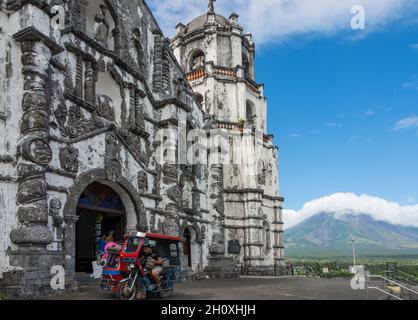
[13,27,64,55]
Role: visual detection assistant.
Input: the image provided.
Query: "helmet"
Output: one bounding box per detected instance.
[142,238,151,248]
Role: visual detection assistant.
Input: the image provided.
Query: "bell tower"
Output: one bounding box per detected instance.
[171,1,267,132]
[172,1,285,275]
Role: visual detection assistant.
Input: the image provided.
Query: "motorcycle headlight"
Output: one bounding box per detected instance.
[128,263,136,270]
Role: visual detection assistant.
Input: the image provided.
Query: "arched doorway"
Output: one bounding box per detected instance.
[183,228,192,268]
[75,182,126,273]
[181,225,202,272]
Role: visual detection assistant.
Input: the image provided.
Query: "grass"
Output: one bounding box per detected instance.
[286,255,418,278]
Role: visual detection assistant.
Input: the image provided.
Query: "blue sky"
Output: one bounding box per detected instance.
[149,0,418,218]
[259,26,418,209]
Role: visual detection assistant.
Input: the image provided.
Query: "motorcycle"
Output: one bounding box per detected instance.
[116,257,178,300]
[100,232,182,299]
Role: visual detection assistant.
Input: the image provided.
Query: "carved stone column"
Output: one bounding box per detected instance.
[206,164,237,279]
[63,214,79,288]
[10,40,54,248]
[7,27,63,297]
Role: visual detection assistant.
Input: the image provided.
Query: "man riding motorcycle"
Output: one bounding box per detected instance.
[140,242,164,289]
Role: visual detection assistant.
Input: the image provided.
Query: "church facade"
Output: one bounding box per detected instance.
[0,0,284,297]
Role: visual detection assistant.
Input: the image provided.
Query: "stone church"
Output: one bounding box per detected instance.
[0,0,284,297]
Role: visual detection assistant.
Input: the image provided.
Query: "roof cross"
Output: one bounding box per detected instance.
[208,0,216,13]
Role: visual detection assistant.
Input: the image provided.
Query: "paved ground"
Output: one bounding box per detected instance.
[45,276,385,300]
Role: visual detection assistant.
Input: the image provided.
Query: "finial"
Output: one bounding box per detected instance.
[208,0,216,13]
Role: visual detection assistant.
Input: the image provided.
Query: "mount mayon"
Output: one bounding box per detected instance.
[285,212,418,257]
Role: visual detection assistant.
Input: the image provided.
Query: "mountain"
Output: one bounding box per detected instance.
[285,212,418,257]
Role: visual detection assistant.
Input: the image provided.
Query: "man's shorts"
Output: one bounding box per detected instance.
[152,266,163,275]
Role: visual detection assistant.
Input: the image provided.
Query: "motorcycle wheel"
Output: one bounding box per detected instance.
[116,279,140,300]
[158,279,173,299]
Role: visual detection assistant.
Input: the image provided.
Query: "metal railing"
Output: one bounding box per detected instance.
[367,274,418,300]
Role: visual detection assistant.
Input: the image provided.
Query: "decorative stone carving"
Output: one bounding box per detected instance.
[192,192,201,211]
[132,27,145,73]
[17,178,47,204]
[20,109,49,134]
[10,225,54,245]
[162,164,178,184]
[54,100,68,136]
[152,31,171,95]
[97,95,115,121]
[162,219,179,237]
[167,185,181,204]
[116,128,151,166]
[17,200,48,224]
[49,198,64,229]
[22,137,52,166]
[105,132,122,182]
[209,232,225,255]
[22,92,47,112]
[201,225,207,240]
[149,214,156,233]
[152,160,162,196]
[59,145,79,173]
[137,171,148,193]
[67,105,103,138]
[93,5,110,49]
[84,60,96,104]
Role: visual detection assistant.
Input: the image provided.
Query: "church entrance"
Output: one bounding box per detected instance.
[75,182,126,273]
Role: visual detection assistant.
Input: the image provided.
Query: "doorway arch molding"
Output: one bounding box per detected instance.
[179,221,203,243]
[64,168,147,231]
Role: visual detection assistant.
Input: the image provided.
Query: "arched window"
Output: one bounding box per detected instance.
[189,49,205,72]
[242,54,250,78]
[246,100,256,122]
[194,93,205,110]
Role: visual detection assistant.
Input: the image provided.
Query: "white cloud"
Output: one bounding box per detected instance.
[362,109,375,117]
[402,81,418,90]
[148,0,418,44]
[394,116,418,131]
[288,133,300,138]
[411,44,418,50]
[283,193,418,229]
[325,122,343,128]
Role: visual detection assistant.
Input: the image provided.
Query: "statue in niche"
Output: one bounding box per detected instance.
[175,78,189,104]
[93,4,110,49]
[97,95,115,121]
[132,28,146,73]
[59,145,79,173]
[49,198,65,240]
[192,55,205,71]
[137,171,148,194]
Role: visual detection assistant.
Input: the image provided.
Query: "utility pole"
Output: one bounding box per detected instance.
[352,238,356,267]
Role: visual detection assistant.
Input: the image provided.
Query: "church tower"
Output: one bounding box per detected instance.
[172,1,285,274]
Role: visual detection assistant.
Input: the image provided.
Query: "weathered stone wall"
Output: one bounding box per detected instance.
[0,0,214,296]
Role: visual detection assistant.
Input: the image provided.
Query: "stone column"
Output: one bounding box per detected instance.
[10,40,54,248]
[206,164,237,278]
[63,214,79,289]
[7,27,63,297]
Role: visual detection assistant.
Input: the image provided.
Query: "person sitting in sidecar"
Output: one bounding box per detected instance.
[140,242,164,288]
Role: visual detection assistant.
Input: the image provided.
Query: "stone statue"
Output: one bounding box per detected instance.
[132,27,145,73]
[93,5,109,49]
[59,145,79,173]
[97,95,115,121]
